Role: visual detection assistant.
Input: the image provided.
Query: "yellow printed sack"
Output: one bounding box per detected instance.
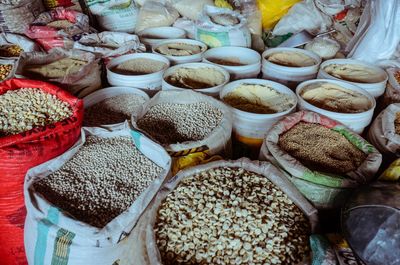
[257,0,301,30]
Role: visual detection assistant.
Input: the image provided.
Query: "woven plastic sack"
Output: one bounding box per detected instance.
[260,110,382,209]
[135,1,179,33]
[139,158,318,264]
[73,31,145,62]
[171,0,213,20]
[24,124,171,265]
[256,0,301,31]
[16,48,102,98]
[86,0,138,33]
[368,104,400,156]
[195,5,251,48]
[380,68,400,110]
[43,0,80,10]
[0,78,83,265]
[132,90,233,175]
[0,0,44,34]
[0,33,41,60]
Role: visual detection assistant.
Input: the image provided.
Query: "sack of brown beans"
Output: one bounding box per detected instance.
[379,68,400,111]
[16,48,102,98]
[24,7,90,51]
[0,78,83,265]
[138,158,319,265]
[368,103,400,156]
[24,124,171,265]
[73,31,145,62]
[0,33,41,60]
[132,90,233,175]
[260,110,382,209]
[0,0,44,34]
[0,58,16,82]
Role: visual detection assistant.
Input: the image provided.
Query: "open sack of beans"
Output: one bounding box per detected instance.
[16,48,102,98]
[0,78,83,265]
[132,90,233,175]
[0,33,41,59]
[25,7,90,51]
[260,110,382,209]
[380,68,400,112]
[0,58,16,82]
[368,103,400,157]
[24,124,171,265]
[139,158,318,265]
[73,31,145,62]
[0,0,44,34]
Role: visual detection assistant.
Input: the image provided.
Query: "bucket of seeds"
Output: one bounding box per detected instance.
[140,158,318,264]
[162,62,230,97]
[260,110,382,209]
[83,86,149,128]
[24,124,171,265]
[132,90,233,175]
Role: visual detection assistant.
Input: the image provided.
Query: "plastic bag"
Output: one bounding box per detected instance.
[260,110,382,209]
[0,0,44,34]
[85,0,138,33]
[346,0,400,64]
[17,48,102,98]
[0,78,83,265]
[24,124,171,265]
[171,0,213,20]
[368,103,400,156]
[135,1,179,33]
[379,159,400,182]
[131,90,233,175]
[140,158,319,264]
[0,33,41,60]
[256,0,301,31]
[43,0,82,11]
[272,0,332,36]
[305,36,340,59]
[195,5,251,48]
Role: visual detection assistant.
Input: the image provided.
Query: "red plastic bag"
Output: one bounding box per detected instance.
[0,78,83,265]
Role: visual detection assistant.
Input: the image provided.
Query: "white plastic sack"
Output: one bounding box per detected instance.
[135,1,179,33]
[315,0,361,16]
[272,0,332,36]
[346,0,400,64]
[140,158,319,264]
[0,33,40,59]
[73,31,145,59]
[173,18,196,39]
[171,0,213,20]
[24,125,171,265]
[305,36,340,59]
[195,5,251,48]
[86,0,138,33]
[0,0,44,33]
[131,90,233,174]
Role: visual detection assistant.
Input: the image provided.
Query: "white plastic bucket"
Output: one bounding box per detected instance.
[318,59,388,98]
[220,79,297,158]
[152,39,207,65]
[162,62,230,97]
[261,48,321,89]
[138,27,186,49]
[202,46,261,80]
[296,79,376,134]
[106,53,170,96]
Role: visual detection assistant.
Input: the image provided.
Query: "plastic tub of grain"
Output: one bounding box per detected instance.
[106,53,170,96]
[152,39,207,65]
[220,79,297,158]
[138,27,186,49]
[203,46,261,80]
[162,62,230,97]
[261,47,321,89]
[83,87,149,127]
[318,59,388,98]
[296,79,376,134]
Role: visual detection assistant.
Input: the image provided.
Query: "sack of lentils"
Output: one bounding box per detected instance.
[0,78,83,265]
[368,104,400,157]
[24,125,171,265]
[0,0,44,34]
[140,158,318,265]
[16,48,102,98]
[0,33,41,60]
[25,7,90,51]
[260,110,382,209]
[132,90,233,175]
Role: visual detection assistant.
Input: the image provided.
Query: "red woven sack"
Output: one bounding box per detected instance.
[0,78,83,265]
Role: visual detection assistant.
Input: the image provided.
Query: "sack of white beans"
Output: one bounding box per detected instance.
[139,158,319,265]
[131,90,233,175]
[24,124,171,265]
